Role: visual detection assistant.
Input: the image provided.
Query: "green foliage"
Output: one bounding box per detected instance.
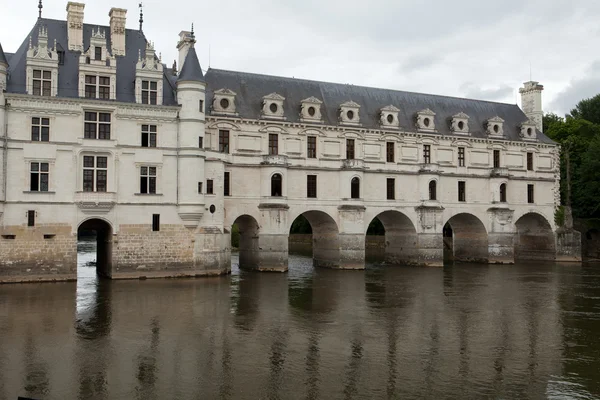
[543,112,564,133]
[231,223,240,248]
[290,215,312,234]
[569,94,600,125]
[366,218,385,235]
[554,206,565,228]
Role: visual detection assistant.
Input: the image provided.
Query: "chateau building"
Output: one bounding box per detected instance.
[0,2,581,282]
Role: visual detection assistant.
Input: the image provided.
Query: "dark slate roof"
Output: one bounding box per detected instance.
[5,18,177,105]
[177,47,204,83]
[5,53,15,64]
[0,42,7,65]
[204,68,554,144]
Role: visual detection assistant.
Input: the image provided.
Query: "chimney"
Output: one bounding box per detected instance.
[177,31,193,73]
[66,2,85,51]
[109,8,127,56]
[519,81,544,133]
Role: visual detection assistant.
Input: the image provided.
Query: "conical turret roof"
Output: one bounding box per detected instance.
[177,47,204,83]
[0,42,8,66]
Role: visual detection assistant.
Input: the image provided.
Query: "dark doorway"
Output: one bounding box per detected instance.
[77,219,113,278]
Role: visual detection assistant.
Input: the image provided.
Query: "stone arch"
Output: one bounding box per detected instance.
[77,218,114,278]
[289,210,340,268]
[366,210,418,265]
[514,212,555,261]
[232,215,261,270]
[444,213,488,263]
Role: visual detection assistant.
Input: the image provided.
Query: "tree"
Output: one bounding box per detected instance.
[543,112,564,133]
[569,94,600,125]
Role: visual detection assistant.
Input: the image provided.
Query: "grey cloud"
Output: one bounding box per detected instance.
[460,83,514,102]
[547,61,600,116]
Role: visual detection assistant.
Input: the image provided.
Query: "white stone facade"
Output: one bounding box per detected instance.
[0,1,579,282]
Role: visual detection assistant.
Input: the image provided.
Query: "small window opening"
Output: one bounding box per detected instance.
[152,214,160,232]
[351,177,360,199]
[27,210,35,227]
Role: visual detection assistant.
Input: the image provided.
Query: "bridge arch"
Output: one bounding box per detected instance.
[443,213,488,263]
[289,210,340,268]
[365,210,418,265]
[514,212,555,261]
[231,214,261,270]
[77,217,114,278]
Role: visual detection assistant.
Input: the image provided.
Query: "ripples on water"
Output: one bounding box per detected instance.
[0,245,599,399]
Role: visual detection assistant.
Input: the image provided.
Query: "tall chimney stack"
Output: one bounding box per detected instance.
[519,81,544,133]
[109,8,127,56]
[66,2,85,51]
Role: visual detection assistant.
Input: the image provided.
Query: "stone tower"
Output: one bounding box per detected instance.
[519,81,544,133]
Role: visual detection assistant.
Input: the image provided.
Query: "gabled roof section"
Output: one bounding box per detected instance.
[177,47,204,83]
[0,42,8,66]
[204,68,555,144]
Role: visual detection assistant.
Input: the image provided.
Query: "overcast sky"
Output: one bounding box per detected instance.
[1,0,599,116]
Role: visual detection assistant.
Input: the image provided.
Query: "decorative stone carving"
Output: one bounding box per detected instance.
[415,108,436,131]
[339,101,361,126]
[519,119,537,141]
[212,88,237,115]
[300,96,323,122]
[380,105,400,128]
[450,112,470,134]
[486,116,504,137]
[261,92,286,120]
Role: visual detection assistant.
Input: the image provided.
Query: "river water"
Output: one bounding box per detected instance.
[0,241,599,400]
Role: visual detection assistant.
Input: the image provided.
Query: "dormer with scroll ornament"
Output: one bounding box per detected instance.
[135,41,164,105]
[486,116,505,137]
[78,27,117,99]
[415,108,436,132]
[261,92,286,120]
[339,101,361,126]
[450,112,470,135]
[519,119,537,141]
[300,96,323,122]
[380,105,400,129]
[26,26,59,96]
[212,88,237,115]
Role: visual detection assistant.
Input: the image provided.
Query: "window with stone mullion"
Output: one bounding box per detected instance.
[31,117,50,142]
[33,70,52,96]
[83,155,108,192]
[140,166,157,194]
[30,162,49,192]
[141,125,157,147]
[142,80,158,105]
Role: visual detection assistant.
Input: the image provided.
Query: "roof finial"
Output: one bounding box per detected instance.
[139,3,144,32]
[38,0,43,19]
[191,23,195,41]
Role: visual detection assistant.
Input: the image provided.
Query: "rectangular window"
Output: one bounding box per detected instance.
[458,181,466,202]
[269,134,279,155]
[458,147,465,167]
[346,139,355,160]
[386,178,395,200]
[85,75,96,98]
[197,182,203,194]
[98,76,110,100]
[152,214,160,232]
[219,130,230,153]
[94,46,102,61]
[141,80,158,105]
[527,184,534,204]
[199,99,204,112]
[140,166,157,194]
[307,175,317,198]
[85,75,110,99]
[27,210,35,227]
[307,136,317,159]
[198,137,203,149]
[206,179,214,194]
[423,145,431,164]
[224,172,230,196]
[83,155,108,192]
[527,152,534,171]
[493,150,501,168]
[141,125,157,148]
[386,142,395,163]
[31,117,50,142]
[84,112,111,140]
[32,69,52,96]
[30,162,49,192]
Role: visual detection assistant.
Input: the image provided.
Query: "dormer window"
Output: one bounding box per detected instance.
[519,120,537,141]
[142,80,158,105]
[486,116,505,137]
[94,46,102,61]
[213,88,237,115]
[33,70,52,96]
[300,97,323,122]
[262,93,285,120]
[451,112,470,134]
[26,26,59,97]
[380,105,400,128]
[135,41,164,105]
[339,101,361,126]
[78,27,117,100]
[416,108,436,131]
[84,75,110,99]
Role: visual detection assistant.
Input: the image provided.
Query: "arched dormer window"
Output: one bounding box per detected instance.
[351,177,360,199]
[429,180,437,201]
[499,183,507,203]
[271,174,282,197]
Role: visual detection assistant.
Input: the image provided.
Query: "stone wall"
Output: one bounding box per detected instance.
[0,224,76,283]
